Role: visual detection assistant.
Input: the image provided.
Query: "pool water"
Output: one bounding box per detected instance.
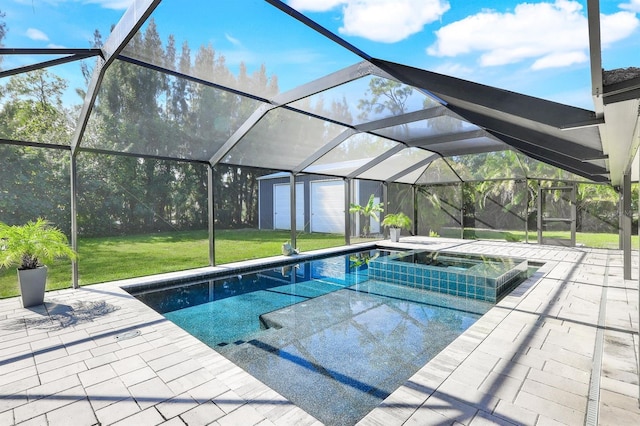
[132,250,494,425]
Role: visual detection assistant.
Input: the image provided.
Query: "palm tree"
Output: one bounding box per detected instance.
[349,194,384,237]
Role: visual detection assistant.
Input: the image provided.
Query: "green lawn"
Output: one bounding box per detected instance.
[0,229,346,299]
[440,228,638,249]
[1,227,634,299]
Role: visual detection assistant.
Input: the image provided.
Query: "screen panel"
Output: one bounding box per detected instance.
[82,59,264,161]
[303,133,399,176]
[223,107,347,170]
[120,0,364,99]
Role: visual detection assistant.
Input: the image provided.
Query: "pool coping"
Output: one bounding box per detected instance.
[118,241,379,293]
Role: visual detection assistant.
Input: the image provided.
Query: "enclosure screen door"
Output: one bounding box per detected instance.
[537,185,576,246]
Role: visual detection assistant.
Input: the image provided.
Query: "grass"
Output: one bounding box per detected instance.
[440,228,638,249]
[0,229,346,299]
[1,227,635,299]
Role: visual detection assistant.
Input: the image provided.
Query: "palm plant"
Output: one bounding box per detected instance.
[381,212,412,242]
[0,218,76,270]
[349,194,384,237]
[381,212,412,230]
[1,218,76,307]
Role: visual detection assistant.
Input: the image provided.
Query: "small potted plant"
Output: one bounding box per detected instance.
[0,218,77,307]
[381,212,412,242]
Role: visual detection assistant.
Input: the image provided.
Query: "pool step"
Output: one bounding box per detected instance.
[218,288,384,360]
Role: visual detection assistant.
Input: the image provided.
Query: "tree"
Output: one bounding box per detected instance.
[0,17,284,236]
[358,78,413,121]
[0,68,72,229]
[350,194,384,237]
[3,69,70,143]
[0,10,7,69]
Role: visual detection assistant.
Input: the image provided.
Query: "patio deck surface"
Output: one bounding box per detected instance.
[0,238,638,425]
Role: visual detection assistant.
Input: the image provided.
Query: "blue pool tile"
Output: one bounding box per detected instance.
[476,286,486,298]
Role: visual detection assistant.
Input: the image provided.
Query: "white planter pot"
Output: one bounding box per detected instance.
[17,266,47,308]
[389,228,401,242]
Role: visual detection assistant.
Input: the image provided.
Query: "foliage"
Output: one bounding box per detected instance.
[381,212,412,230]
[349,194,384,237]
[349,251,379,269]
[0,19,285,236]
[0,67,73,229]
[357,78,413,121]
[0,10,6,54]
[0,218,76,270]
[414,184,450,235]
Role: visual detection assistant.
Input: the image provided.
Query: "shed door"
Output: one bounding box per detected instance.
[311,180,345,233]
[274,183,304,231]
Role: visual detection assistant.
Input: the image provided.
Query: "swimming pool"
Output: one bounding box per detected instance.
[130,249,495,425]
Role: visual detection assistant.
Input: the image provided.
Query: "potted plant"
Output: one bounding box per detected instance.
[0,218,77,308]
[381,212,412,242]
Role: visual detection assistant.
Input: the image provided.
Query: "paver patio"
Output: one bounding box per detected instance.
[0,238,638,425]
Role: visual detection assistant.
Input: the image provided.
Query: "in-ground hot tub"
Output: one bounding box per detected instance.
[368,249,528,303]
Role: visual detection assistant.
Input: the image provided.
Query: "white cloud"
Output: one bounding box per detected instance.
[26,28,49,41]
[84,0,134,10]
[289,0,450,43]
[225,33,242,47]
[601,11,639,46]
[16,0,133,11]
[532,51,588,70]
[288,0,344,12]
[619,0,640,13]
[427,0,639,70]
[431,62,474,78]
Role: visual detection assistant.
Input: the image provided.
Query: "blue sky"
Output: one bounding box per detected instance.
[2,0,639,110]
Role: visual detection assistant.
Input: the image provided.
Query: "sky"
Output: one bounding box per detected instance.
[1,0,639,110]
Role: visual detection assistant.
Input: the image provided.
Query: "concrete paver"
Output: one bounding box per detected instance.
[179,400,225,425]
[94,397,140,425]
[45,398,97,426]
[111,407,164,426]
